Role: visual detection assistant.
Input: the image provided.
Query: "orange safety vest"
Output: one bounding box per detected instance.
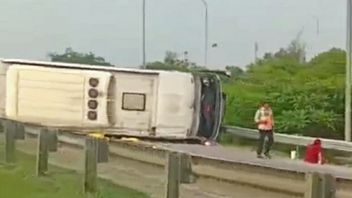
[255,108,274,131]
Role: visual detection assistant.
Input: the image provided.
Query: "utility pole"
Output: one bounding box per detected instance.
[201,0,208,68]
[254,42,259,63]
[142,0,146,68]
[311,16,320,36]
[316,18,320,36]
[184,51,189,63]
[345,0,352,142]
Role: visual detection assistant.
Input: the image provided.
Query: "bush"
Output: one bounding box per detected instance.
[222,48,346,139]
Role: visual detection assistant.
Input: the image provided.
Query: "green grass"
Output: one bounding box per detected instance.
[0,146,149,198]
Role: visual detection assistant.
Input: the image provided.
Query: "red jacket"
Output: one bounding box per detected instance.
[304,139,325,164]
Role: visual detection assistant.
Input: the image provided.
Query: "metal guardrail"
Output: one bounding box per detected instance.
[223,125,352,153]
[14,122,352,153]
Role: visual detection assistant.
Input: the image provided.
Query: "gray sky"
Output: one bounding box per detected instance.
[0,0,346,69]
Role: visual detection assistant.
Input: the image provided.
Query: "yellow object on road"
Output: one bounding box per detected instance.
[88,132,105,139]
[121,137,139,142]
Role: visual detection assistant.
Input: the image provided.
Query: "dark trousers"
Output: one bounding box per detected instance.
[257,130,274,155]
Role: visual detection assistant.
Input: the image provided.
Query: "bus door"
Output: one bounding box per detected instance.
[196,73,225,140]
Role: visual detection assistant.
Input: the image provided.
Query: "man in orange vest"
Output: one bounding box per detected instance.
[254,102,274,159]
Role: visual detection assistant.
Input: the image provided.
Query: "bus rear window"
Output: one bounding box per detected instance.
[122,93,146,111]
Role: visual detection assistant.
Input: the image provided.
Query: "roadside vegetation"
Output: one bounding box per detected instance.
[223,41,345,140]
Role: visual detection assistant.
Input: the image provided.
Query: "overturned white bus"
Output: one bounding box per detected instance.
[0,59,226,141]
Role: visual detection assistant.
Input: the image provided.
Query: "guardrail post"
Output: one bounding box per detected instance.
[84,134,109,196]
[36,128,50,176]
[4,120,16,164]
[180,153,194,184]
[84,136,98,196]
[305,172,336,198]
[97,138,109,163]
[15,122,25,140]
[0,119,3,133]
[305,172,321,198]
[165,151,181,198]
[47,129,58,153]
[321,174,336,198]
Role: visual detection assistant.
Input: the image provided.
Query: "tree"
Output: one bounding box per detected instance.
[274,29,306,63]
[164,51,178,65]
[48,48,113,66]
[225,66,244,78]
[258,30,306,64]
[223,43,346,139]
[145,51,193,72]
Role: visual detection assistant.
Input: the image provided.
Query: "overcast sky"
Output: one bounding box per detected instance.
[0,0,346,69]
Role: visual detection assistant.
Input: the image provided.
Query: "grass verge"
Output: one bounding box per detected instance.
[0,144,149,198]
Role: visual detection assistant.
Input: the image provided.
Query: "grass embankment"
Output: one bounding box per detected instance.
[0,143,149,198]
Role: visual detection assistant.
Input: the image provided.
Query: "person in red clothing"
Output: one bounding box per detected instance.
[304,139,325,164]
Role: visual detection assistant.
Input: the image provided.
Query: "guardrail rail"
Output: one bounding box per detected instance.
[223,125,352,152]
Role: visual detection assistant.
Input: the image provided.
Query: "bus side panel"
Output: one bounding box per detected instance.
[5,65,17,118]
[155,73,195,138]
[113,72,157,132]
[0,63,8,117]
[5,65,111,127]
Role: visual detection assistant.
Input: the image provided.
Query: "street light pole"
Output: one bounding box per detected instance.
[316,17,320,36]
[310,15,320,36]
[345,0,352,141]
[142,0,146,68]
[201,0,208,68]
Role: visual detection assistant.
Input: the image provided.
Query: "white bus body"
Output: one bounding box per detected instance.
[0,59,224,140]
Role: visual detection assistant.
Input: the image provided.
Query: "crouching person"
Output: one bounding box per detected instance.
[304,139,325,165]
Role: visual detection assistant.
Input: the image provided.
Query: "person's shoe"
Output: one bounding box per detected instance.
[257,154,264,159]
[264,153,272,159]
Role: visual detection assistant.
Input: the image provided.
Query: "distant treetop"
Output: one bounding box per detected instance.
[48,48,113,66]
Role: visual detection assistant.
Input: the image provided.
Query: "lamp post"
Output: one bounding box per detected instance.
[142,0,146,68]
[345,0,352,141]
[310,15,320,36]
[201,0,208,68]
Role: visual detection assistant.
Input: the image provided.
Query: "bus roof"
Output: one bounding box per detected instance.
[0,58,189,76]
